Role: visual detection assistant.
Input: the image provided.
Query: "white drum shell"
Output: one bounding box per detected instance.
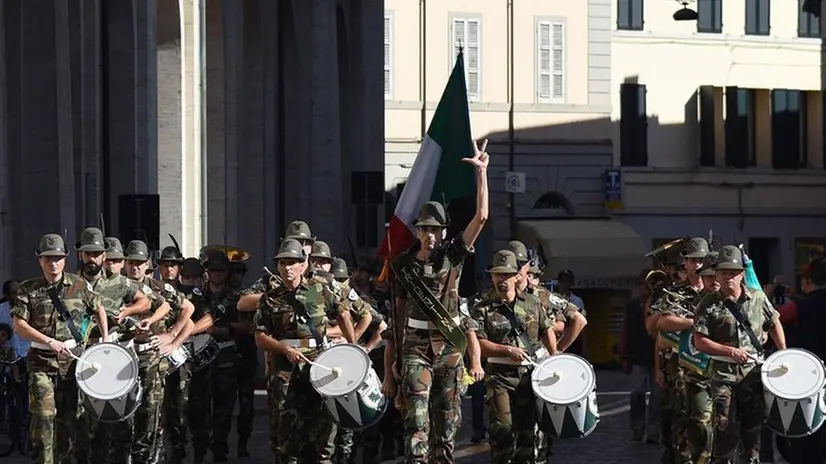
[762,348,826,438]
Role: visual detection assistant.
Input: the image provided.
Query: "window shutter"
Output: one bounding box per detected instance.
[551,23,564,101]
[453,19,464,61]
[466,19,480,100]
[384,15,391,97]
[537,22,551,103]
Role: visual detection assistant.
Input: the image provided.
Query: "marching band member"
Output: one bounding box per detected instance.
[471,249,558,463]
[11,233,108,464]
[653,237,709,464]
[693,245,786,463]
[254,238,348,463]
[382,139,489,464]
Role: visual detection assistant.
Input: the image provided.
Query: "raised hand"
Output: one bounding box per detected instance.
[462,139,490,169]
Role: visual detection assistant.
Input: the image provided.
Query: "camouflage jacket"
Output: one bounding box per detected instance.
[81,269,139,337]
[175,283,210,321]
[254,278,338,362]
[241,274,280,296]
[11,273,102,374]
[318,275,372,323]
[388,237,475,355]
[651,281,705,319]
[693,286,779,384]
[527,285,579,325]
[201,284,240,342]
[471,289,552,351]
[129,276,187,329]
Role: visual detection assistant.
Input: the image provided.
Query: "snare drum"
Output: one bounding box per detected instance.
[762,348,826,438]
[166,344,190,374]
[75,342,143,423]
[678,330,710,376]
[531,353,599,439]
[309,343,387,430]
[188,333,219,372]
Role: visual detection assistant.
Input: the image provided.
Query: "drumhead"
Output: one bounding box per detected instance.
[75,342,140,401]
[190,333,213,350]
[531,353,596,405]
[310,344,370,397]
[762,348,826,401]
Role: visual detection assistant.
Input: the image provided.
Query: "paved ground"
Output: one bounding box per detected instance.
[3,370,789,463]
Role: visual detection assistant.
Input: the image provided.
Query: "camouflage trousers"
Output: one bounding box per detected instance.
[28,370,79,464]
[267,368,291,460]
[360,346,403,462]
[236,353,257,440]
[188,360,213,460]
[109,351,165,464]
[661,354,692,464]
[74,403,112,463]
[333,427,355,464]
[162,360,190,459]
[710,368,764,464]
[211,346,238,457]
[486,368,537,464]
[277,363,337,463]
[685,374,713,464]
[400,348,466,463]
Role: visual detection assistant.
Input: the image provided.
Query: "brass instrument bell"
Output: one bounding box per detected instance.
[199,244,250,264]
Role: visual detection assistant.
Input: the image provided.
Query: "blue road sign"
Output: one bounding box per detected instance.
[605,169,622,209]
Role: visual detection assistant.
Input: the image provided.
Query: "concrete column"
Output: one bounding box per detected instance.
[308,0,343,247]
[5,0,24,274]
[157,0,183,251]
[0,1,9,279]
[135,0,159,193]
[205,0,225,244]
[179,0,207,256]
[258,0,279,252]
[222,0,242,246]
[80,1,103,228]
[20,0,76,246]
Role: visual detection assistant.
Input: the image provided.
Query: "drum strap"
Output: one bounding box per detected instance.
[47,286,84,345]
[722,299,764,356]
[496,303,536,358]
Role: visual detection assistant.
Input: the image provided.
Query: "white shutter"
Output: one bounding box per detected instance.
[551,22,564,102]
[537,22,552,103]
[452,18,481,102]
[384,14,392,99]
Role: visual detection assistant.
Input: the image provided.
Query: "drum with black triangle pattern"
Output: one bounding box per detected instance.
[531,353,600,439]
[762,348,826,438]
[309,343,388,431]
[75,342,143,422]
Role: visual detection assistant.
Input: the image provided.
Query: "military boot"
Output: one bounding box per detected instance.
[238,437,250,458]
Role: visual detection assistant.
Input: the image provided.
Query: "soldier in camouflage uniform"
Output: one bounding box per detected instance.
[684,252,719,463]
[382,139,489,464]
[471,250,558,463]
[199,251,243,462]
[693,245,786,463]
[228,258,257,458]
[103,236,126,275]
[10,233,108,464]
[72,228,153,463]
[254,239,347,463]
[653,237,710,464]
[112,240,194,464]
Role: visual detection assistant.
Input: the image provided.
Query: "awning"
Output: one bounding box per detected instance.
[517,220,648,287]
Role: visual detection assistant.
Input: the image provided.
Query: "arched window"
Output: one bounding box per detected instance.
[533,192,574,215]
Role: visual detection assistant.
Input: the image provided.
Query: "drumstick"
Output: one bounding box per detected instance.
[66,350,101,372]
[306,359,343,378]
[527,359,561,380]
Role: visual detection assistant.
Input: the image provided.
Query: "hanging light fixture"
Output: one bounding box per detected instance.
[673,0,698,21]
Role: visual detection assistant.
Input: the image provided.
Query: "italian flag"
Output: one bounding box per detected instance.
[378,50,475,270]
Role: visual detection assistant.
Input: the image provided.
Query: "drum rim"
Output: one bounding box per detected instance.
[75,342,140,401]
[310,343,371,397]
[762,348,826,401]
[531,353,596,405]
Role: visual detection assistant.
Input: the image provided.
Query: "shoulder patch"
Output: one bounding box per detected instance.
[348,288,358,301]
[164,283,175,293]
[142,285,152,295]
[192,287,202,296]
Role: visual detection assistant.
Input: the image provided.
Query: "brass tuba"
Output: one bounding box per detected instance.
[199,244,250,263]
[645,269,672,295]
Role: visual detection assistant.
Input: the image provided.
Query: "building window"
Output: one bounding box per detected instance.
[724,87,756,168]
[745,0,770,35]
[771,89,806,169]
[617,0,644,31]
[451,17,481,102]
[384,12,393,99]
[537,21,565,104]
[698,0,723,33]
[351,171,384,248]
[620,83,648,167]
[799,0,821,38]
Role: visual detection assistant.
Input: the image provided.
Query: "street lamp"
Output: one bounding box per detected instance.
[673,0,698,21]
